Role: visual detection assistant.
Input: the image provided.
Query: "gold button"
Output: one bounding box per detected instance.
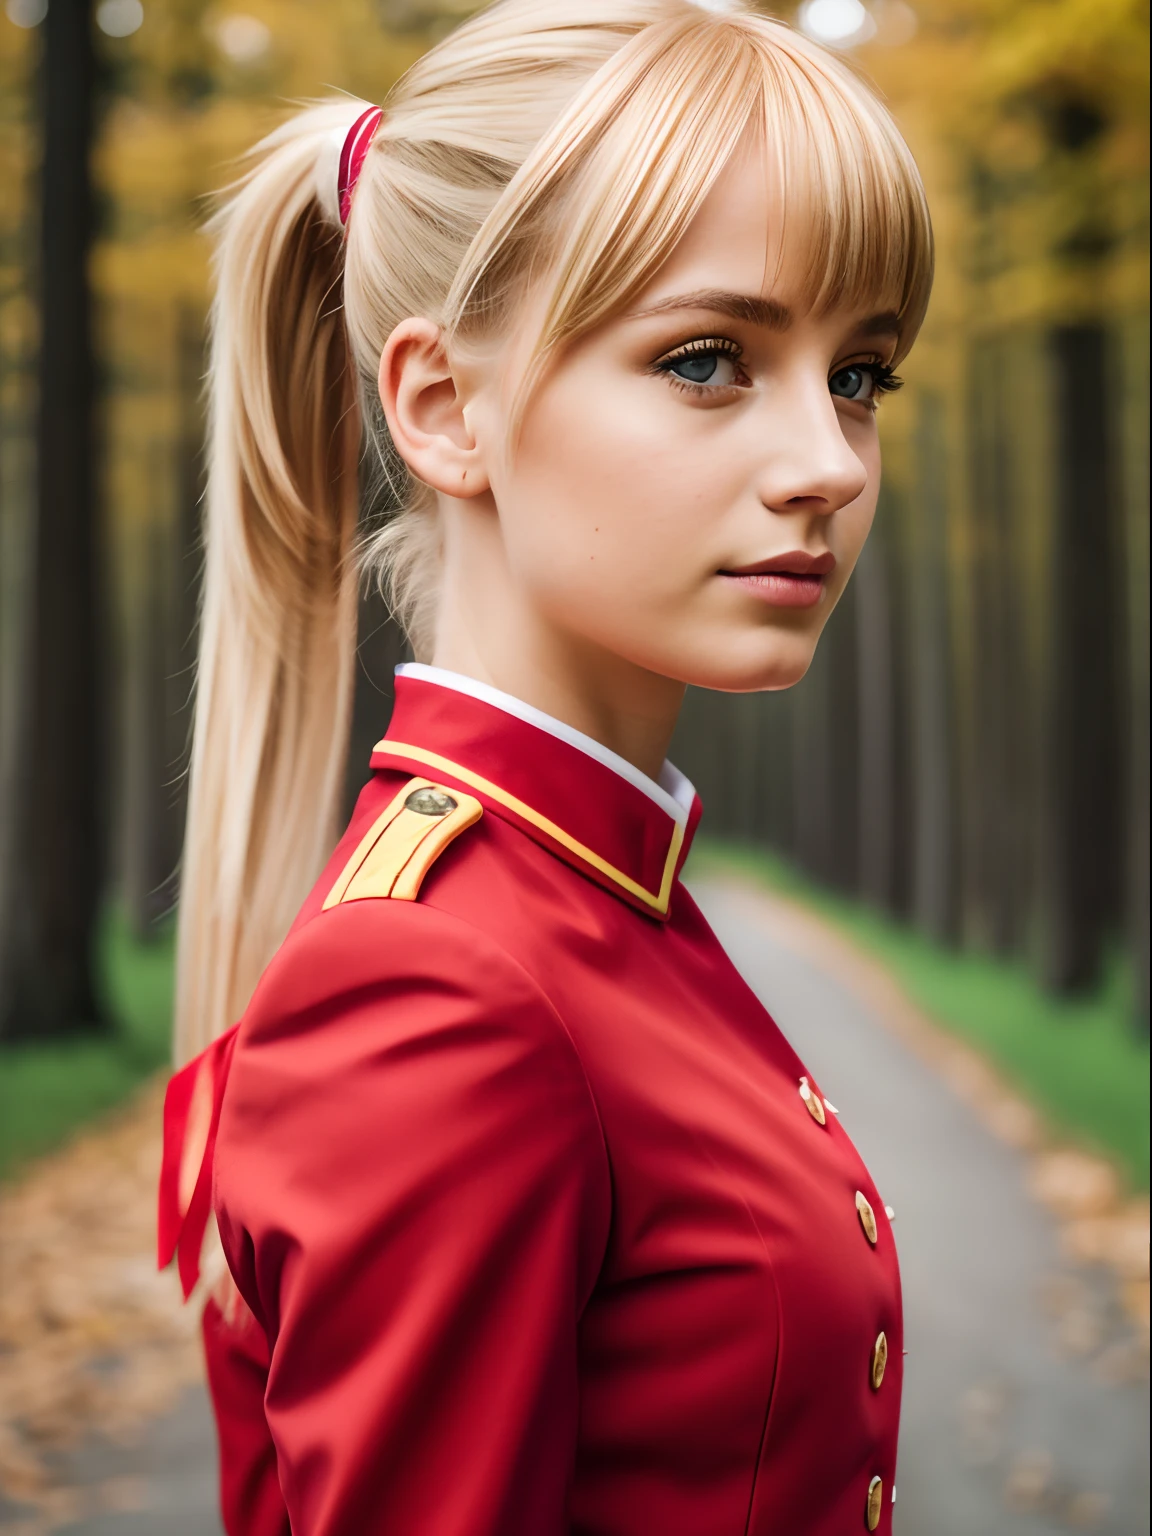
[405,787,458,817]
[855,1190,878,1245]
[799,1076,826,1126]
[870,1331,888,1390]
[866,1475,884,1530]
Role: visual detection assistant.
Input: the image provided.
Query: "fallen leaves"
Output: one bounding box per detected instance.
[1004,1446,1112,1527]
[0,1077,204,1521]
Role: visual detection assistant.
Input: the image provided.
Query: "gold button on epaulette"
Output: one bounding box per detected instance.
[405,787,457,817]
[324,778,482,910]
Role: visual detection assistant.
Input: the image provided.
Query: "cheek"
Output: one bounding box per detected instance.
[479,356,885,689]
[497,367,721,596]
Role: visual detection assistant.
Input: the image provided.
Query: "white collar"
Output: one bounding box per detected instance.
[395,662,696,827]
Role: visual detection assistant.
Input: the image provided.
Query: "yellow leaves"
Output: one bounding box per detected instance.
[973,0,1147,107]
[850,0,1147,341]
[863,0,1148,136]
[190,0,422,103]
[69,0,435,549]
[94,232,208,309]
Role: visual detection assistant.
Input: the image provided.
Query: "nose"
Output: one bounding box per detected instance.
[754,378,869,517]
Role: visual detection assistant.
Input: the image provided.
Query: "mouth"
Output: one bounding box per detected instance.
[718,550,836,610]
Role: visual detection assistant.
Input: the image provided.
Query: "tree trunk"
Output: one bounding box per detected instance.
[1118,317,1149,1031]
[908,391,957,943]
[966,337,1022,953]
[855,518,897,911]
[345,581,410,818]
[0,0,101,1039]
[124,306,207,933]
[1041,324,1123,993]
[123,505,175,937]
[167,304,208,903]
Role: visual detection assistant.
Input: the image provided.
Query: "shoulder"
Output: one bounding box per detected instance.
[293,772,486,929]
[244,885,558,1052]
[239,770,586,1065]
[217,771,608,1191]
[221,840,606,1170]
[215,879,613,1318]
[255,770,519,1021]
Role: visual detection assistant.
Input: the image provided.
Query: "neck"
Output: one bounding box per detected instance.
[431,517,685,783]
[429,633,685,785]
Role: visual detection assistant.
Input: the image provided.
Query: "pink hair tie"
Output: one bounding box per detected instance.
[338,106,383,227]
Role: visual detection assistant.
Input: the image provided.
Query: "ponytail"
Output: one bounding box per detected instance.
[175,0,933,1061]
[175,104,367,1063]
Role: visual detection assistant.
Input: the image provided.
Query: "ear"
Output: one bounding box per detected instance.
[377,319,490,499]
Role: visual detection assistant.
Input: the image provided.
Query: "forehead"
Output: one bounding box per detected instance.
[650,137,778,297]
[633,132,899,327]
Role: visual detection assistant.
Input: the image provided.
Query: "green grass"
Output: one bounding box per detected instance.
[0,909,174,1181]
[689,838,1150,1192]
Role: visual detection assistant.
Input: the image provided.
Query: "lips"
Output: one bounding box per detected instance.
[718,550,835,610]
[721,550,837,578]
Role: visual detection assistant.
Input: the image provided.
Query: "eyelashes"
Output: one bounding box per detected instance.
[864,362,903,398]
[653,337,747,394]
[829,360,904,406]
[651,336,903,406]
[658,337,744,365]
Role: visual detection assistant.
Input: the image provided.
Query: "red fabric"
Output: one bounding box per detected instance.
[157,1054,198,1269]
[200,676,902,1534]
[202,1294,290,1536]
[158,1025,238,1297]
[369,673,693,917]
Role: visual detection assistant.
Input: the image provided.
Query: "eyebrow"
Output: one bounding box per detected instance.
[628,289,792,329]
[626,289,902,339]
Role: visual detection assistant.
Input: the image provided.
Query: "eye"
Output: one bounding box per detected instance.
[668,350,739,386]
[655,338,746,393]
[829,364,876,402]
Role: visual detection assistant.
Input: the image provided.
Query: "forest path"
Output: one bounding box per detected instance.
[1,874,1146,1535]
[690,875,1148,1536]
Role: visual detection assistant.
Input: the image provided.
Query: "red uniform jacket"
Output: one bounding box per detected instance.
[160,666,902,1535]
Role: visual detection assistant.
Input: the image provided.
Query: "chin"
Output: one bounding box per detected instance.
[666,635,818,695]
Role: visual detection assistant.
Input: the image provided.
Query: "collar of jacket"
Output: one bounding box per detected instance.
[370,673,702,920]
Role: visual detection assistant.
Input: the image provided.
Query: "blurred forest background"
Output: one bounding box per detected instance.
[0,0,1147,1185]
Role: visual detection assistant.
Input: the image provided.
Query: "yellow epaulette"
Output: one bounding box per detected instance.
[323,778,483,910]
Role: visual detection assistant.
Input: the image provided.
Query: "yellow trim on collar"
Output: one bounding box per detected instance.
[373,742,683,915]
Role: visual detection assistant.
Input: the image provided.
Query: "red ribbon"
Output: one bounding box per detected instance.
[158,1024,239,1300]
[338,105,384,227]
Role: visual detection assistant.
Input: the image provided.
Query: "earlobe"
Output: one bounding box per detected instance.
[377,318,490,499]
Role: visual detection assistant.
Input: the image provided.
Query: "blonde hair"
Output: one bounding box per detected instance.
[175,0,933,1061]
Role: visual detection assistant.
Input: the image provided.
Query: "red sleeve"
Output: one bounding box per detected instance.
[202,1288,290,1536]
[212,899,612,1536]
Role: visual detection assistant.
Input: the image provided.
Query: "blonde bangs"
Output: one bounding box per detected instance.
[750,28,933,354]
[449,5,932,399]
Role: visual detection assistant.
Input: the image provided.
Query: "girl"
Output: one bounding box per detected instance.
[159,2,933,1531]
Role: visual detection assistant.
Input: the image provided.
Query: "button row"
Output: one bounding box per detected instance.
[797,1077,892,1529]
[860,1191,887,1526]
